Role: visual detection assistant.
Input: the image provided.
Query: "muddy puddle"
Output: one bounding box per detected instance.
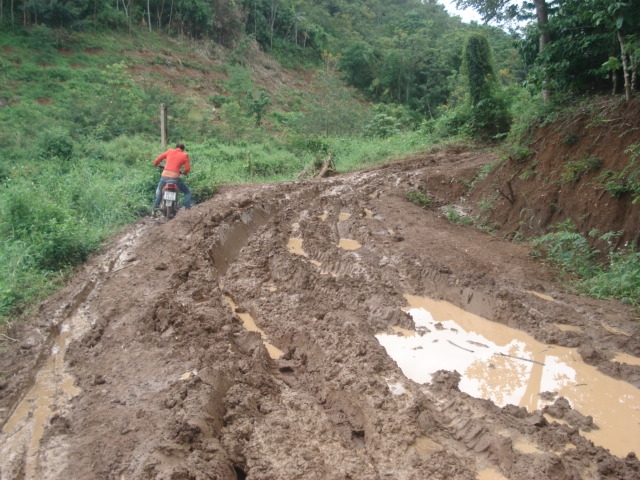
[376,295,640,458]
[224,296,284,359]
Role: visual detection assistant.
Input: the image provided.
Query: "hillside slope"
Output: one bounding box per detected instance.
[469,97,640,246]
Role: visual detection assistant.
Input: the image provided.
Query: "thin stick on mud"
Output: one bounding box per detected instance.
[497,352,545,366]
[0,333,18,342]
[447,340,474,353]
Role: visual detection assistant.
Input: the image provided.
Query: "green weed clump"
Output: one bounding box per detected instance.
[580,248,640,306]
[560,155,602,183]
[530,222,599,278]
[596,144,640,203]
[406,190,431,208]
[531,221,640,306]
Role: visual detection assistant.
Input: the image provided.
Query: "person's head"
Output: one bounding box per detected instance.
[175,142,186,151]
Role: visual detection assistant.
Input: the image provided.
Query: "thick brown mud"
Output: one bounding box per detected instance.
[1,151,639,479]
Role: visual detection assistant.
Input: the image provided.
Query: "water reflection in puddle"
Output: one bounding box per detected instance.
[376,295,640,458]
[224,296,283,359]
[553,323,582,333]
[287,237,306,256]
[612,352,640,366]
[338,239,361,250]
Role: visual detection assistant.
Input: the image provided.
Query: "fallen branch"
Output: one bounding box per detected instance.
[316,154,336,178]
[447,340,474,353]
[497,352,545,366]
[497,179,515,205]
[0,333,18,342]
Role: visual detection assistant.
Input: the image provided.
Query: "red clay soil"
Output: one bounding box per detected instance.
[466,97,640,248]
[1,140,639,479]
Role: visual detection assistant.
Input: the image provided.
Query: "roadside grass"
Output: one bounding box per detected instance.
[530,222,640,307]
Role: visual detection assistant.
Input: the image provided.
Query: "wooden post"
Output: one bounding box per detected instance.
[160,103,168,148]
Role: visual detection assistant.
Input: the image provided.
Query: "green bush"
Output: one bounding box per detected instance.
[363,113,401,138]
[560,155,602,183]
[286,135,330,155]
[470,95,512,139]
[406,190,431,208]
[38,128,75,160]
[579,247,640,306]
[596,147,640,203]
[530,221,599,277]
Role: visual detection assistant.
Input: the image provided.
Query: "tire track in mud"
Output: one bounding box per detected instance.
[0,225,147,479]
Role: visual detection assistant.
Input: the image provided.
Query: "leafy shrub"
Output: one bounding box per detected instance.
[596,145,640,203]
[530,221,599,277]
[560,155,602,183]
[246,89,271,126]
[28,25,57,63]
[470,95,512,139]
[406,190,431,208]
[444,205,473,226]
[579,247,640,306]
[38,128,74,160]
[363,114,401,138]
[208,94,230,107]
[286,136,329,155]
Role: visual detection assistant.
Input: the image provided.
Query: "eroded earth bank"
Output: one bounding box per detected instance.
[1,151,639,479]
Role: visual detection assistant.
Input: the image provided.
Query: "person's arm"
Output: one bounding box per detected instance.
[182,155,191,175]
[154,151,168,167]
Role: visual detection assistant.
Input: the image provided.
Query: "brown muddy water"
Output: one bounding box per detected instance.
[376,295,640,458]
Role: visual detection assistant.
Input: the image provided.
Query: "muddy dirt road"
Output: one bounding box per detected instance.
[1,151,639,479]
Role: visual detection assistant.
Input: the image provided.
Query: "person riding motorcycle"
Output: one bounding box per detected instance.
[151,142,191,217]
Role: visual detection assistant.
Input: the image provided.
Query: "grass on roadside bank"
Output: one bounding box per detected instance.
[530,221,640,307]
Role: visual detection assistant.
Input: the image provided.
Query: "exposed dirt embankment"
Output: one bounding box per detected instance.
[1,151,639,479]
[466,97,640,246]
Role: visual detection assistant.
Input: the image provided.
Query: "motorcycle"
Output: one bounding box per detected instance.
[160,180,180,219]
[155,166,182,220]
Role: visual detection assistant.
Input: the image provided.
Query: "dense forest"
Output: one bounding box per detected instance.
[0,0,639,320]
[1,0,639,103]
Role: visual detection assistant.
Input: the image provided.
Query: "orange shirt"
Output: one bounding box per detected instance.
[154,148,191,178]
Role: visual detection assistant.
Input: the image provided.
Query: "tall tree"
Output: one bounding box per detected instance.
[463,32,511,138]
[456,0,551,100]
[593,0,640,101]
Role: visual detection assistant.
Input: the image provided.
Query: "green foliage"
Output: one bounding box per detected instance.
[530,220,599,278]
[38,128,75,160]
[444,205,473,226]
[461,33,512,139]
[579,247,640,306]
[470,94,512,139]
[225,65,253,96]
[595,144,640,202]
[339,41,375,90]
[531,221,640,305]
[209,95,230,107]
[363,114,401,138]
[560,155,603,183]
[246,89,272,126]
[285,136,330,156]
[464,33,495,107]
[406,190,431,208]
[28,25,58,63]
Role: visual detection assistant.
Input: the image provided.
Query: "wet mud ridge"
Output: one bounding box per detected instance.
[1,152,639,479]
